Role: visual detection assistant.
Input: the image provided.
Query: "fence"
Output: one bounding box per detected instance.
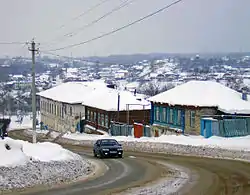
[110,122,133,136]
[201,116,250,138]
[110,122,151,137]
[219,118,250,137]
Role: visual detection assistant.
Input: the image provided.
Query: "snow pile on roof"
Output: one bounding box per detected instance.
[82,88,150,111]
[38,81,150,111]
[148,80,250,114]
[37,81,107,104]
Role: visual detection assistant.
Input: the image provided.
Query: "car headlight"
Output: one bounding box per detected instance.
[117,148,123,151]
[102,148,109,151]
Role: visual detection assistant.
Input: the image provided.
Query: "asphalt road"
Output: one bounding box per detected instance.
[15,154,165,195]
[8,130,250,195]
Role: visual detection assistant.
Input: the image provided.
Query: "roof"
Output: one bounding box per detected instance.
[37,81,150,111]
[148,80,250,114]
[37,81,107,104]
[82,88,150,111]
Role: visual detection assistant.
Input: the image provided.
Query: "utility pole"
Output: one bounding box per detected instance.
[28,39,39,143]
[117,93,120,122]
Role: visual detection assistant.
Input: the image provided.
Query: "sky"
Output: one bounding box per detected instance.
[0,0,250,57]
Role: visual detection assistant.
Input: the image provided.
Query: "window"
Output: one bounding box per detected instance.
[169,108,173,123]
[177,110,182,125]
[155,107,160,121]
[98,113,101,124]
[93,112,96,122]
[101,114,105,127]
[64,105,67,115]
[54,105,56,115]
[61,106,64,118]
[90,111,93,121]
[51,104,54,114]
[70,107,73,116]
[105,115,109,127]
[162,108,166,122]
[59,106,61,117]
[190,111,195,128]
[87,110,90,120]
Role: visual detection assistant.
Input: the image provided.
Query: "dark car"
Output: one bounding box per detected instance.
[93,139,123,158]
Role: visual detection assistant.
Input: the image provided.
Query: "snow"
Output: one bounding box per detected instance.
[82,88,151,111]
[38,81,150,111]
[0,137,83,167]
[0,137,92,191]
[0,138,29,167]
[37,81,107,104]
[119,163,189,195]
[8,114,41,130]
[63,132,250,152]
[148,80,250,114]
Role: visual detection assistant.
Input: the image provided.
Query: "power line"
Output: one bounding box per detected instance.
[0,42,26,45]
[41,0,111,46]
[44,0,184,52]
[62,0,136,39]
[42,0,136,49]
[60,0,111,30]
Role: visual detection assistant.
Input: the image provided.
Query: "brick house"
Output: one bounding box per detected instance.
[148,81,250,136]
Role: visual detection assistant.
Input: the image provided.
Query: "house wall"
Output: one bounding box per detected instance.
[114,110,150,125]
[151,102,218,135]
[40,97,84,132]
[184,107,217,135]
[85,106,111,131]
[85,106,150,132]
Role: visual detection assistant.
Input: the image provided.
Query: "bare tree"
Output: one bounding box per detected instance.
[139,82,175,96]
[0,85,8,117]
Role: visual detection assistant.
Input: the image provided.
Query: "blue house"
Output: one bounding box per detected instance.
[148,81,250,137]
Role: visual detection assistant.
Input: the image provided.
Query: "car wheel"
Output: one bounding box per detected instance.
[93,150,97,157]
[118,154,123,158]
[99,153,104,159]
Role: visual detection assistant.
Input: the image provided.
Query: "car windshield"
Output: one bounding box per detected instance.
[100,140,118,146]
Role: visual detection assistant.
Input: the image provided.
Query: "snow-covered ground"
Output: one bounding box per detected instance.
[0,137,92,191]
[7,113,41,130]
[63,132,250,152]
[118,162,189,195]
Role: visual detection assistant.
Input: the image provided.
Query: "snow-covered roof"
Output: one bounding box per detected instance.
[37,81,150,111]
[37,82,107,104]
[82,88,150,111]
[148,80,250,114]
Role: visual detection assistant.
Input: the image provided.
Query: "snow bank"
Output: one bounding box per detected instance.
[0,138,92,191]
[0,138,29,167]
[63,132,250,152]
[61,132,250,162]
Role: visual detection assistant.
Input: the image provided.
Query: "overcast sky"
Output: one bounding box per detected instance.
[0,0,249,57]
